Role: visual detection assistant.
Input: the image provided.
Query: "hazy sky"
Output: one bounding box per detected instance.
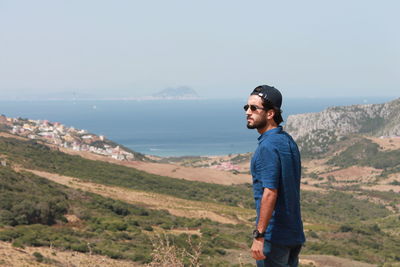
[0,0,399,99]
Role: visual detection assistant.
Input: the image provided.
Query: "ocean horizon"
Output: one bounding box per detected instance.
[1,96,395,157]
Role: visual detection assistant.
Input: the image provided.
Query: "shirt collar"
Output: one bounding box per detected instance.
[258,126,282,143]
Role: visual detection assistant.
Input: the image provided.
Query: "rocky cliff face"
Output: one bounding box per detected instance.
[284,98,400,155]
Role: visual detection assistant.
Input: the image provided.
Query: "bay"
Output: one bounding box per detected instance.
[0,97,393,156]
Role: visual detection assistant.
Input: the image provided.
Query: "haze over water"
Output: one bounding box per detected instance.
[0,97,394,157]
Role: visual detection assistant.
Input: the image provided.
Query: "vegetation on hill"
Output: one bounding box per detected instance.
[303,220,400,264]
[295,130,340,158]
[1,135,400,265]
[156,155,208,166]
[0,168,68,226]
[301,190,400,263]
[301,190,390,224]
[286,97,400,158]
[328,138,400,176]
[0,167,251,265]
[0,137,254,209]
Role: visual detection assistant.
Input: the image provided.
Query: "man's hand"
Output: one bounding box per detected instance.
[251,237,265,260]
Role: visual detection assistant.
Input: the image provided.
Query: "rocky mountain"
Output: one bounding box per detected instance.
[285,97,400,156]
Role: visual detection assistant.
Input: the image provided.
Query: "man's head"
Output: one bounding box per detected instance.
[245,85,283,132]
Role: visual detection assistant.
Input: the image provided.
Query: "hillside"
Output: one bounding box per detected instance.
[0,164,254,266]
[285,97,400,156]
[1,135,400,266]
[0,137,254,209]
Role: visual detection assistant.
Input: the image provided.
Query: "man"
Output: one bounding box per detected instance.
[245,85,305,267]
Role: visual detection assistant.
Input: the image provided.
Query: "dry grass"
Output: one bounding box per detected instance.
[60,148,251,185]
[320,166,382,183]
[0,241,140,267]
[146,235,201,267]
[21,169,254,225]
[0,132,27,141]
[367,136,400,151]
[300,183,328,193]
[300,254,377,267]
[302,159,335,174]
[361,184,400,193]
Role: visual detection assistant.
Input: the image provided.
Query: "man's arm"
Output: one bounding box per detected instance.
[251,187,278,260]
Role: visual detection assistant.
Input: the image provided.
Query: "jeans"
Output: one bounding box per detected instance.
[256,240,302,267]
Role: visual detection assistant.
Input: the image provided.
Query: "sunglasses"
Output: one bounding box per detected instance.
[243,104,264,111]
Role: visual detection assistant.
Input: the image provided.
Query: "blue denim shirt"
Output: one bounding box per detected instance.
[251,126,305,245]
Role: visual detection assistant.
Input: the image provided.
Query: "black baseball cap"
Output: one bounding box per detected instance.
[250,85,282,109]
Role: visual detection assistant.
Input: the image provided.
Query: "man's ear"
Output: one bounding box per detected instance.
[266,109,275,120]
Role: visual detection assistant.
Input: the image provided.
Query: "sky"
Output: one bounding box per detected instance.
[0,0,399,99]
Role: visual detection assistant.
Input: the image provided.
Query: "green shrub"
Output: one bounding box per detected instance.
[0,167,68,226]
[70,243,89,253]
[143,225,153,231]
[339,225,353,232]
[32,252,44,262]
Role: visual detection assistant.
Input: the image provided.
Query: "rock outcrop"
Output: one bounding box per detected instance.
[285,97,400,155]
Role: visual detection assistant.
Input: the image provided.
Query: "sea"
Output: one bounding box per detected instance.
[0,97,395,157]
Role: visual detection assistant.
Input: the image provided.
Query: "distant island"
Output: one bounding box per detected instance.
[117,86,201,101]
[149,86,200,100]
[0,86,201,101]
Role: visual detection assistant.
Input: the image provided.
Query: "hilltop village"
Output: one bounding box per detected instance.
[0,113,245,172]
[0,115,135,161]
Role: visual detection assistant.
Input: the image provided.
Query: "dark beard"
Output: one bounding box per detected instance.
[247,119,267,130]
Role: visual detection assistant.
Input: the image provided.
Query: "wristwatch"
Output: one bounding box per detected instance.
[252,229,265,239]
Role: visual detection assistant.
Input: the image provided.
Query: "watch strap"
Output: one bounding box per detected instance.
[252,229,265,239]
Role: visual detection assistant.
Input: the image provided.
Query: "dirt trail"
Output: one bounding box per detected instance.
[300,183,328,192]
[300,254,377,267]
[1,133,251,185]
[320,166,381,182]
[60,148,251,185]
[0,241,140,267]
[127,161,250,185]
[23,169,253,225]
[0,132,27,140]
